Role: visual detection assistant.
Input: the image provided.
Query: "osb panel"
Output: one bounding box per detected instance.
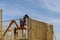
[28,18,48,40]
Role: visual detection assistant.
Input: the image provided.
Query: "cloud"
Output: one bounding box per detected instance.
[44,0,60,13]
[25,0,60,13]
[50,18,60,40]
[55,33,60,40]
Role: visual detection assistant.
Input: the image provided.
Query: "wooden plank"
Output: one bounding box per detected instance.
[0,10,2,40]
[47,24,53,40]
[28,18,45,40]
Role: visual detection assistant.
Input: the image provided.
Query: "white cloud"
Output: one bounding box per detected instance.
[51,18,60,24]
[44,0,60,13]
[50,18,60,40]
[26,0,60,13]
[55,33,60,40]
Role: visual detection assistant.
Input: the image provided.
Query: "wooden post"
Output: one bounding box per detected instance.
[0,10,2,40]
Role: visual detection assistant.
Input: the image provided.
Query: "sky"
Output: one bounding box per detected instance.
[0,0,60,40]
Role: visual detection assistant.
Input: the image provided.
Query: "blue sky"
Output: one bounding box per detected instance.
[0,0,60,40]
